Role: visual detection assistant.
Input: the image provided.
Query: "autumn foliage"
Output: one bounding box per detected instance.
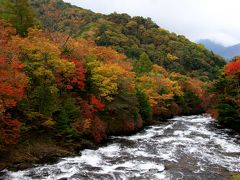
[210,59,240,131]
[0,14,219,149]
[90,95,105,111]
[0,20,27,111]
[0,20,27,145]
[224,61,240,76]
[56,59,86,91]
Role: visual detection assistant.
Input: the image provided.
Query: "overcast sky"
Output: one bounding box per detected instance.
[63,0,240,46]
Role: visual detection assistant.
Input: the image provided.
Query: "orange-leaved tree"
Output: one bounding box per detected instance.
[0,20,28,145]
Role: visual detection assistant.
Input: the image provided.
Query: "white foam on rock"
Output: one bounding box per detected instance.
[137,162,164,171]
[98,144,121,157]
[214,138,240,153]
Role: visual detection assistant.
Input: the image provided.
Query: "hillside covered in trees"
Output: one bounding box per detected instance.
[0,0,239,171]
[30,0,226,80]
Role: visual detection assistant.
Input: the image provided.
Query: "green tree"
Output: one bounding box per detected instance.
[212,64,240,131]
[0,0,36,36]
[136,89,152,121]
[134,52,153,76]
[55,97,80,136]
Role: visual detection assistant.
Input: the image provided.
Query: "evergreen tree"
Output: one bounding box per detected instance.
[136,89,152,121]
[134,52,153,76]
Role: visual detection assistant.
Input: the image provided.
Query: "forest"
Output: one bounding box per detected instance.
[0,0,239,170]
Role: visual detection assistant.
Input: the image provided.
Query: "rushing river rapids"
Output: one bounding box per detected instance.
[1,115,240,180]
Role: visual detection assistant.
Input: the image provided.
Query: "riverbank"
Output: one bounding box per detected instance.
[0,134,108,171]
[0,118,163,171]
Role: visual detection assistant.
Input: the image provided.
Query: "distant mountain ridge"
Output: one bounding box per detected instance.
[198,39,240,60]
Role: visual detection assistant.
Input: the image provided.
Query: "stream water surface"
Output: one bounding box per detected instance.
[1,115,240,180]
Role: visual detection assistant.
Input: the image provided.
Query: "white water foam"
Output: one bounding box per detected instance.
[2,115,240,179]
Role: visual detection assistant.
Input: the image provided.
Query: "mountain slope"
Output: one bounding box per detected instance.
[198,39,240,60]
[31,0,226,80]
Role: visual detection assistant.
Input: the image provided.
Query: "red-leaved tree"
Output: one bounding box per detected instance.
[224,61,240,76]
[0,20,28,145]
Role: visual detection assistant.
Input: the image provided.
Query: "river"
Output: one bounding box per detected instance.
[1,115,240,180]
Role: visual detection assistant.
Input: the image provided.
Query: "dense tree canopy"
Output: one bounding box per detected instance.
[0,0,36,36]
[0,20,28,145]
[211,57,240,131]
[30,0,226,80]
[0,17,213,148]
